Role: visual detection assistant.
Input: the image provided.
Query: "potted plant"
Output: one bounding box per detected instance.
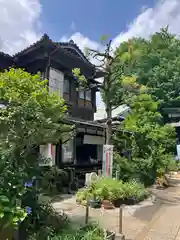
[88,195,101,208]
[100,186,115,209]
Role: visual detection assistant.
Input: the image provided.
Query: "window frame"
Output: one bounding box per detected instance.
[79,90,85,99]
[64,78,70,94]
[85,90,92,101]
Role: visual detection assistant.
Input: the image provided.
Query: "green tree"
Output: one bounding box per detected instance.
[73,38,143,144]
[114,27,180,109]
[0,68,70,233]
[113,93,176,184]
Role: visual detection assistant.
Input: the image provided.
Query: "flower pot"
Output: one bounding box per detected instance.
[89,199,101,208]
[105,231,115,240]
[101,200,115,209]
[112,199,125,208]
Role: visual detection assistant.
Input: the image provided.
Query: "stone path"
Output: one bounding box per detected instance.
[52,195,161,239]
[134,177,180,240]
[135,204,180,240]
[51,176,180,239]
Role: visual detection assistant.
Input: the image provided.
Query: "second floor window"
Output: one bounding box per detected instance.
[79,90,92,101]
[49,68,64,97]
[79,90,85,99]
[64,79,70,93]
[86,90,91,101]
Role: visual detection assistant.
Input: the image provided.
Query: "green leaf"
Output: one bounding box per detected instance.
[0,195,9,203]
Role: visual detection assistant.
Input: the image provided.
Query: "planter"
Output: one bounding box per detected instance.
[101,200,115,209]
[106,231,115,240]
[124,197,137,205]
[89,199,101,208]
[112,199,125,208]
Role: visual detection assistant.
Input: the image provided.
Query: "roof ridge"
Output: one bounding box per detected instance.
[57,40,93,66]
[0,52,13,58]
[13,33,52,57]
[11,34,95,70]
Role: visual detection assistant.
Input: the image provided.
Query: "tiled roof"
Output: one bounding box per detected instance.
[57,40,93,66]
[10,34,104,78]
[0,52,13,59]
[13,34,93,68]
[13,34,51,57]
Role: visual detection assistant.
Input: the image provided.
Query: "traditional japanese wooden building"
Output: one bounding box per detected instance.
[0,34,106,182]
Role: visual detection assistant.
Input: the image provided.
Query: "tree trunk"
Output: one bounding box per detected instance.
[105,107,112,145]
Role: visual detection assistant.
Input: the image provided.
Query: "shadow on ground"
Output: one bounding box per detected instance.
[51,194,74,203]
[133,199,163,222]
[39,193,74,204]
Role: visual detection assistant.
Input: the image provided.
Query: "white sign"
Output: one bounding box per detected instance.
[39,144,56,166]
[177,144,180,160]
[62,139,73,163]
[102,145,113,177]
[85,172,98,186]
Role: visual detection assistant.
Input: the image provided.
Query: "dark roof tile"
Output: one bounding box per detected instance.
[13,34,51,58]
[57,40,92,66]
[0,52,13,59]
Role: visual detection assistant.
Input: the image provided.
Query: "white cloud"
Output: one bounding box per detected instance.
[2,0,180,107]
[112,0,180,49]
[0,0,42,54]
[62,0,180,107]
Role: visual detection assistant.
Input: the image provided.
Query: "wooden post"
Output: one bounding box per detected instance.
[116,170,119,180]
[85,200,89,224]
[119,206,123,234]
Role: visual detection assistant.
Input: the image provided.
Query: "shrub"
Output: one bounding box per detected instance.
[28,223,106,240]
[58,223,105,240]
[22,203,70,239]
[39,166,68,194]
[76,177,149,205]
[123,180,149,201]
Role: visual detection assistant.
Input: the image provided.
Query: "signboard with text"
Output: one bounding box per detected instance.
[102,145,114,177]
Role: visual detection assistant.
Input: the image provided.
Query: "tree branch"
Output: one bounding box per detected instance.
[88,48,113,60]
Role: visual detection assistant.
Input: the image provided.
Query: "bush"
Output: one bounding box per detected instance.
[123,180,149,201]
[20,203,70,239]
[28,222,106,240]
[58,223,105,240]
[76,177,149,205]
[39,166,68,194]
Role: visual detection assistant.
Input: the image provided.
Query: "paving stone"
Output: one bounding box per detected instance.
[144,230,175,240]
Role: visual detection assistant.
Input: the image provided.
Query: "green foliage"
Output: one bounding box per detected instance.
[22,203,70,239]
[27,207,106,240]
[114,28,180,108]
[76,177,148,204]
[0,68,71,149]
[72,68,87,90]
[0,149,29,231]
[0,68,70,234]
[56,223,106,240]
[113,93,176,185]
[39,166,68,194]
[122,94,175,156]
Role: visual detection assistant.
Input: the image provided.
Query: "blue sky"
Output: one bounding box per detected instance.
[40,0,155,42]
[1,0,180,107]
